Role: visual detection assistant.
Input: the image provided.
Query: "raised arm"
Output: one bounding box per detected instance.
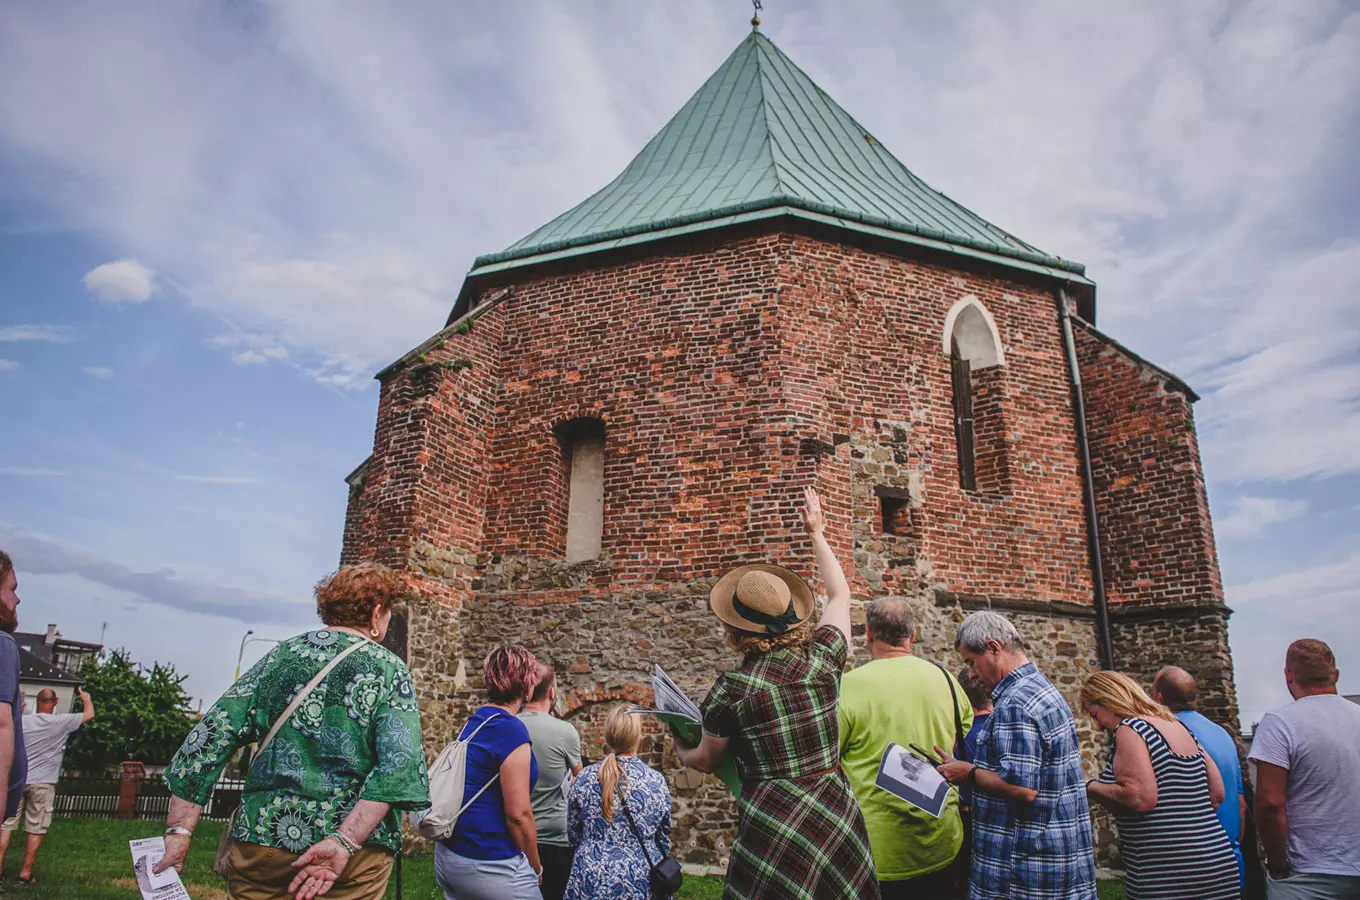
[78,688,95,724]
[804,487,851,646]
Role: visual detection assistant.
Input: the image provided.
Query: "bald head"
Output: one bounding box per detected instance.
[1153,666,1197,712]
[35,689,58,712]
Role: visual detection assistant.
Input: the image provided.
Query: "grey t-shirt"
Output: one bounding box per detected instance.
[0,634,26,818]
[1248,693,1360,877]
[22,713,83,785]
[519,711,582,847]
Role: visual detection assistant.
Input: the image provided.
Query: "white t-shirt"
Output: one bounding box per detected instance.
[21,713,83,785]
[1248,693,1360,877]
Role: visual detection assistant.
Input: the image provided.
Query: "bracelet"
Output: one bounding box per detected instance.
[164,826,194,838]
[966,765,979,786]
[331,831,360,856]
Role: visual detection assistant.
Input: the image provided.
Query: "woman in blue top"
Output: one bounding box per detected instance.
[436,645,543,900]
[565,706,673,900]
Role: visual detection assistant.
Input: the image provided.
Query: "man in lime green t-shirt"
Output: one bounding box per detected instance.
[839,597,973,899]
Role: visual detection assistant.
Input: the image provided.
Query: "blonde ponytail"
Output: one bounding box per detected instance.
[598,705,642,822]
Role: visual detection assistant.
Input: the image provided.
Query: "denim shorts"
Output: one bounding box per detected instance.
[434,843,543,900]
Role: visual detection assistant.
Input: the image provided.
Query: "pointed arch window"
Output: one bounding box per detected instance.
[944,298,1011,494]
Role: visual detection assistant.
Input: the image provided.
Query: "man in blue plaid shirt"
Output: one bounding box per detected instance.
[935,611,1097,900]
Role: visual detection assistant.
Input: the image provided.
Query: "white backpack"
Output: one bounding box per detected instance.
[411,712,502,840]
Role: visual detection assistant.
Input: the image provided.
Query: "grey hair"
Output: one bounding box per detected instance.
[866,596,916,647]
[955,610,1024,653]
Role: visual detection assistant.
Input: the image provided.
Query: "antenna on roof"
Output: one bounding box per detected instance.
[751,0,762,29]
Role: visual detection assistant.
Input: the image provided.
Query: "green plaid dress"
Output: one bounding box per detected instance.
[703,626,879,900]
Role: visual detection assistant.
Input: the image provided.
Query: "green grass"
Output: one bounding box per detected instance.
[0,816,726,899]
[0,816,229,899]
[1,816,1122,900]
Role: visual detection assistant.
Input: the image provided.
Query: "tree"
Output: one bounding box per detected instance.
[64,650,197,776]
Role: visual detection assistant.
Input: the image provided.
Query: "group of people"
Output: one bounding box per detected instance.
[0,551,97,887]
[3,487,1358,900]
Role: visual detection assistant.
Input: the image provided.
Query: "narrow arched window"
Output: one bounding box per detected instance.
[951,343,977,490]
[944,298,1010,494]
[557,418,605,562]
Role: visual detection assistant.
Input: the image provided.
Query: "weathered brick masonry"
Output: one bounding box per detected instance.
[340,224,1235,864]
[1076,323,1239,730]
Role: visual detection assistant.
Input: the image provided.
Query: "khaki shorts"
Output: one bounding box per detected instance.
[225,840,394,900]
[0,784,56,835]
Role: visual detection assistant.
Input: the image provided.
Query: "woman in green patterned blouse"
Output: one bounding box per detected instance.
[154,563,430,900]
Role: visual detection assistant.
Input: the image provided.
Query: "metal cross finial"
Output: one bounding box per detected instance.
[751,0,762,29]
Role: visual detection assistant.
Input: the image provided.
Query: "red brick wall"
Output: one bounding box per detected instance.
[1074,320,1238,729]
[1074,322,1223,609]
[772,235,1093,604]
[340,227,1239,854]
[343,305,505,611]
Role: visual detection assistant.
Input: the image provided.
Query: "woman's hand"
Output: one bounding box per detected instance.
[152,833,190,875]
[288,836,349,898]
[802,486,825,535]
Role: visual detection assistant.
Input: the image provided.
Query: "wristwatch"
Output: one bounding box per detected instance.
[164,826,194,837]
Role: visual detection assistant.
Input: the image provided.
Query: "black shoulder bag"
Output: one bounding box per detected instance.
[934,662,972,875]
[616,771,684,897]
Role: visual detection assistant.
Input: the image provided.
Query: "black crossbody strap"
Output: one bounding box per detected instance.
[615,768,656,868]
[934,661,966,756]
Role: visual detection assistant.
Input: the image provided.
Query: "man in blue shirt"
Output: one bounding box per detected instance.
[0,552,29,833]
[936,611,1096,900]
[1154,665,1245,887]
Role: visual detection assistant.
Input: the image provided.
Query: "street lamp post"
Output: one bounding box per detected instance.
[235,629,254,680]
[235,635,283,682]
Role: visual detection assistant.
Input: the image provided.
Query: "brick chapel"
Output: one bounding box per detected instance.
[341,28,1240,864]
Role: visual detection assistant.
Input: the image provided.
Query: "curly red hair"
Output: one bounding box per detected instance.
[484,645,540,704]
[314,563,407,629]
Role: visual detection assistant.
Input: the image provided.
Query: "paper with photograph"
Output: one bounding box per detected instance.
[628,664,742,798]
[129,837,192,900]
[875,742,952,818]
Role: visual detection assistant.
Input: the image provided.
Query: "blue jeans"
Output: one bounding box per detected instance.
[434,843,543,900]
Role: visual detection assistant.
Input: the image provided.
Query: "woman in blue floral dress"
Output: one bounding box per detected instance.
[565,707,673,900]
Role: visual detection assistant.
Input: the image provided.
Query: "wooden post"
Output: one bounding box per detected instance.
[116,761,145,819]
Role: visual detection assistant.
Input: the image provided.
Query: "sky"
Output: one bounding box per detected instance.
[1,1,1357,726]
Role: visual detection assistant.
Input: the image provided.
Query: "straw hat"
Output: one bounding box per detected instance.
[710,565,814,635]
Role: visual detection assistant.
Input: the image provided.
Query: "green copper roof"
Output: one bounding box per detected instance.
[471,30,1084,278]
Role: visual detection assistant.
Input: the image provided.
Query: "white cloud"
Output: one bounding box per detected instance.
[0,524,297,623]
[1216,495,1308,539]
[206,333,288,368]
[81,365,114,379]
[1227,551,1360,725]
[0,467,64,476]
[171,475,256,485]
[82,258,156,303]
[0,360,16,371]
[0,324,74,343]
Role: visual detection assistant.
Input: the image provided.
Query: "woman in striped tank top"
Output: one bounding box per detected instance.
[1081,671,1240,900]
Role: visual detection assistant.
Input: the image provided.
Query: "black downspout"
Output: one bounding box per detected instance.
[1057,286,1114,671]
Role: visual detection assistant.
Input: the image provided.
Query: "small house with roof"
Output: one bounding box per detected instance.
[14,624,101,714]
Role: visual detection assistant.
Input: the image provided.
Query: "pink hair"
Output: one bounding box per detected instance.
[484,645,540,704]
